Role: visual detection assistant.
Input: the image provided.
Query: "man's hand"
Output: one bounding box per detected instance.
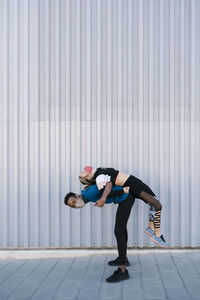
[123,187,130,194]
[94,198,106,207]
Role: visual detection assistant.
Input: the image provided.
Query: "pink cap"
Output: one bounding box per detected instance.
[84,166,93,174]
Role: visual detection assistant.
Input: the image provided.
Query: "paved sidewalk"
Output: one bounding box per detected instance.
[0,250,200,300]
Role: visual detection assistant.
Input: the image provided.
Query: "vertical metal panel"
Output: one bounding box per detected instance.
[0,0,200,247]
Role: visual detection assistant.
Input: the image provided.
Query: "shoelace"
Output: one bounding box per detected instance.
[160,235,166,242]
[114,268,122,275]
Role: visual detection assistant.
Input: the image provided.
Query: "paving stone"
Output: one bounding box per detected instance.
[99,282,121,300]
[145,296,166,300]
[81,271,103,288]
[155,253,176,271]
[183,278,200,298]
[122,288,145,300]
[122,271,143,289]
[77,287,99,300]
[146,298,165,300]
[171,254,200,280]
[54,280,80,300]
[0,260,12,271]
[31,258,74,300]
[7,259,58,300]
[0,260,27,285]
[81,255,105,288]
[139,254,157,268]
[66,256,91,281]
[142,270,160,280]
[54,257,91,300]
[165,287,191,300]
[3,299,28,300]
[160,271,183,288]
[0,259,42,300]
[143,279,166,298]
[32,292,54,300]
[186,254,200,274]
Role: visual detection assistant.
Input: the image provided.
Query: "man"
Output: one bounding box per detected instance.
[64,184,135,283]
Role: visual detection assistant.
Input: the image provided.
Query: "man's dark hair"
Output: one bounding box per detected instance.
[64,192,76,205]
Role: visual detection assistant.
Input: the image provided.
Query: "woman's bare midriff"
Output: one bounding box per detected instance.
[115,172,130,186]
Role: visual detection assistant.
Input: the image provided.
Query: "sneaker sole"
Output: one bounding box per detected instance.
[108,262,130,267]
[106,275,130,283]
[145,230,153,237]
[150,236,168,248]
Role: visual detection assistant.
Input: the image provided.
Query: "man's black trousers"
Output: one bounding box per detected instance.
[114,194,135,265]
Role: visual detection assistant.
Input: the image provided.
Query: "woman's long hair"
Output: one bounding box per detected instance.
[79,176,96,190]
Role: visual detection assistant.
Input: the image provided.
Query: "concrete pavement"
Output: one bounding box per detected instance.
[0,250,200,300]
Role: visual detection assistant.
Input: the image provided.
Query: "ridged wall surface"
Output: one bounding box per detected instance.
[0,0,200,247]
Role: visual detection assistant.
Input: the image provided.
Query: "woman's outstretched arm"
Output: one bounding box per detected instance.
[94,182,113,207]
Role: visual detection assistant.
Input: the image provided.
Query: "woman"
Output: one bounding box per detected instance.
[79,166,167,247]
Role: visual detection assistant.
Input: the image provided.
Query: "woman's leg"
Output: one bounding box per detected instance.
[140,191,167,247]
[114,194,135,272]
[123,175,161,211]
[148,196,162,231]
[139,191,162,237]
[123,176,165,241]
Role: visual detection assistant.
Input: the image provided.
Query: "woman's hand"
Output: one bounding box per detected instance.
[123,187,130,194]
[94,198,106,207]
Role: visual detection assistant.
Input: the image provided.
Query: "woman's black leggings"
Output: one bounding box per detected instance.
[114,194,135,265]
[123,175,162,229]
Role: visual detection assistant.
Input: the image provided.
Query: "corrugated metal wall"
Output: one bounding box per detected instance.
[0,0,200,248]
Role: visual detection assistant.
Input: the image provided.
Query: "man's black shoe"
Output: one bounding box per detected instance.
[108,257,130,266]
[106,267,130,283]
